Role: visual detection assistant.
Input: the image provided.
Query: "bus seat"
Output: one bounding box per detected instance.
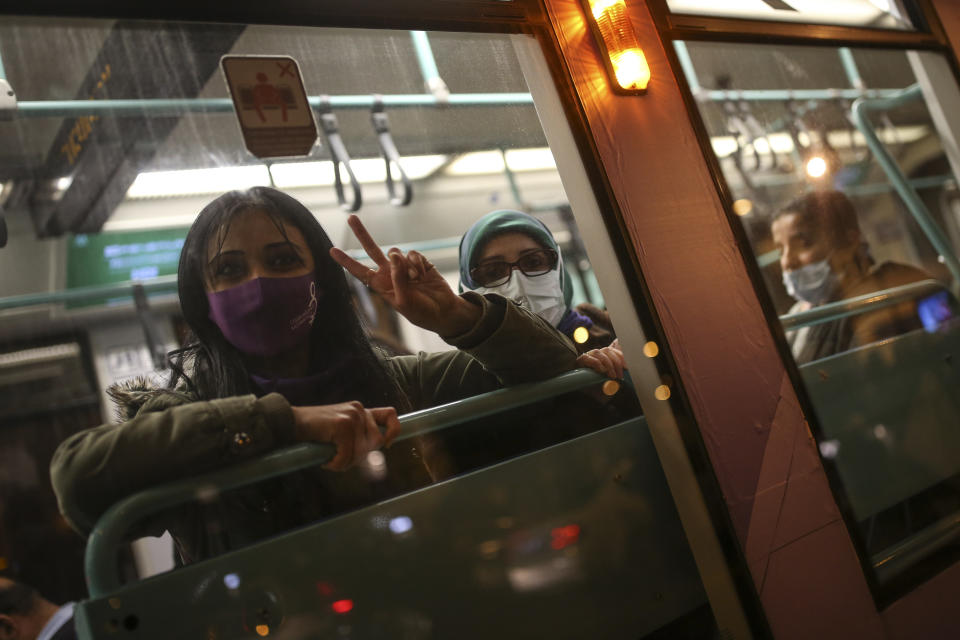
[74,418,709,639]
[799,327,960,520]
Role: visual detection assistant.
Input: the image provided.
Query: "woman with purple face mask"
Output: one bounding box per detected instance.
[50,187,579,563]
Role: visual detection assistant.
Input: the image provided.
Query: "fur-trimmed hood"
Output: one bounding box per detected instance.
[107,376,195,422]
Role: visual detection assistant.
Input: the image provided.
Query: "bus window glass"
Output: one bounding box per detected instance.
[678,40,960,586]
[667,0,916,30]
[0,17,720,638]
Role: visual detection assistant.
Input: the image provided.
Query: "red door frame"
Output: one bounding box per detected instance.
[539,0,960,637]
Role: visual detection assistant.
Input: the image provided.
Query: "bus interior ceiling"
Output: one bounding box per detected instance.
[0,22,585,332]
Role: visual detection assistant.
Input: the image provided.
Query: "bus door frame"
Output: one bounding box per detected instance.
[590,0,960,635]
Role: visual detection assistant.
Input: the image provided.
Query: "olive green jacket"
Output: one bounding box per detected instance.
[51,293,577,561]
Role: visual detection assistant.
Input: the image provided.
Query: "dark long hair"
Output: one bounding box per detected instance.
[168,187,409,411]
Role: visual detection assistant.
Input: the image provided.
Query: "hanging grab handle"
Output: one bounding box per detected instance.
[371,95,413,207]
[315,96,362,212]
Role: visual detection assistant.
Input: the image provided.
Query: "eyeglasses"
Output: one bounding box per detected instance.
[470,249,559,287]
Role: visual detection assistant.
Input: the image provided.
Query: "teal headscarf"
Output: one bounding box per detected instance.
[458,209,573,309]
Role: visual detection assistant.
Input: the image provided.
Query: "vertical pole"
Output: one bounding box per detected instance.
[410,31,449,102]
[839,47,865,91]
[672,41,701,96]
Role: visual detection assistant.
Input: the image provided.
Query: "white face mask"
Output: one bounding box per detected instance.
[474,269,566,326]
[782,259,837,305]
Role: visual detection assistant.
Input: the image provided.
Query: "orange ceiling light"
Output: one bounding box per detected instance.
[584,0,650,94]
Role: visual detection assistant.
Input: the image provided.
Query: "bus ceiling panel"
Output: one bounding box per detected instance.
[680,41,918,93]
[0,21,551,236]
[14,21,245,237]
[0,18,112,190]
[140,27,544,170]
[655,6,940,48]
[0,0,546,31]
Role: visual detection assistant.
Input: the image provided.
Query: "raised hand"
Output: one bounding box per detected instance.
[330,214,480,337]
[291,401,401,471]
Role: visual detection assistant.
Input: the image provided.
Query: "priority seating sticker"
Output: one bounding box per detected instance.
[221,55,319,158]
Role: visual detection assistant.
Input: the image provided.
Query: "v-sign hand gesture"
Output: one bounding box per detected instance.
[330,215,481,338]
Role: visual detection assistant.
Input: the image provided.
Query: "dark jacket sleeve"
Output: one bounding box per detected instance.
[388,292,579,410]
[50,392,296,536]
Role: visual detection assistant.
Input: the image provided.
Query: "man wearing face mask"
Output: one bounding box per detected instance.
[772,190,933,364]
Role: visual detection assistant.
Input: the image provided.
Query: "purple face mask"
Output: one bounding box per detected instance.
[207,272,319,357]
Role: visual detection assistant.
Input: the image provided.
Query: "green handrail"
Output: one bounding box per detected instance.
[15,93,534,119]
[779,279,946,330]
[873,511,960,583]
[852,85,960,291]
[0,275,179,311]
[84,368,608,597]
[703,88,903,102]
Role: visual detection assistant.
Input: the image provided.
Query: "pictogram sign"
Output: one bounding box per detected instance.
[221,55,318,158]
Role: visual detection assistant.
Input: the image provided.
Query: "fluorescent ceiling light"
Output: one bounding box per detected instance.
[127,165,271,199]
[446,150,505,176]
[445,147,558,176]
[504,148,558,172]
[126,155,448,198]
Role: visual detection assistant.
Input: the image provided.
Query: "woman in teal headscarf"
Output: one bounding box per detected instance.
[459,209,617,356]
[419,209,632,479]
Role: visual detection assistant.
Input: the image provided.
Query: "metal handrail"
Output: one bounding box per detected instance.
[84,367,608,596]
[0,275,179,311]
[873,511,960,583]
[15,93,534,119]
[779,279,946,330]
[852,85,960,291]
[13,88,919,119]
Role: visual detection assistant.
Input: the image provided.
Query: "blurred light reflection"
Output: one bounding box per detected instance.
[507,556,579,592]
[819,439,840,459]
[573,326,590,344]
[479,540,502,558]
[332,599,354,614]
[389,516,413,534]
[733,198,753,216]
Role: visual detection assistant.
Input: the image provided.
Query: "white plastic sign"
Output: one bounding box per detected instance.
[221,55,318,158]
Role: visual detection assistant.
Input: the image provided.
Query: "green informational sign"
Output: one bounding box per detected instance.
[67,228,188,289]
[67,228,188,307]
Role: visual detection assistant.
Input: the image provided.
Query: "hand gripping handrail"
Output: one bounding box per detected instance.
[852,85,960,292]
[84,368,608,597]
[779,279,946,330]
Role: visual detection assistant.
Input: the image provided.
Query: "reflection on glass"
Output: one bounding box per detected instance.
[0,15,717,640]
[679,40,960,587]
